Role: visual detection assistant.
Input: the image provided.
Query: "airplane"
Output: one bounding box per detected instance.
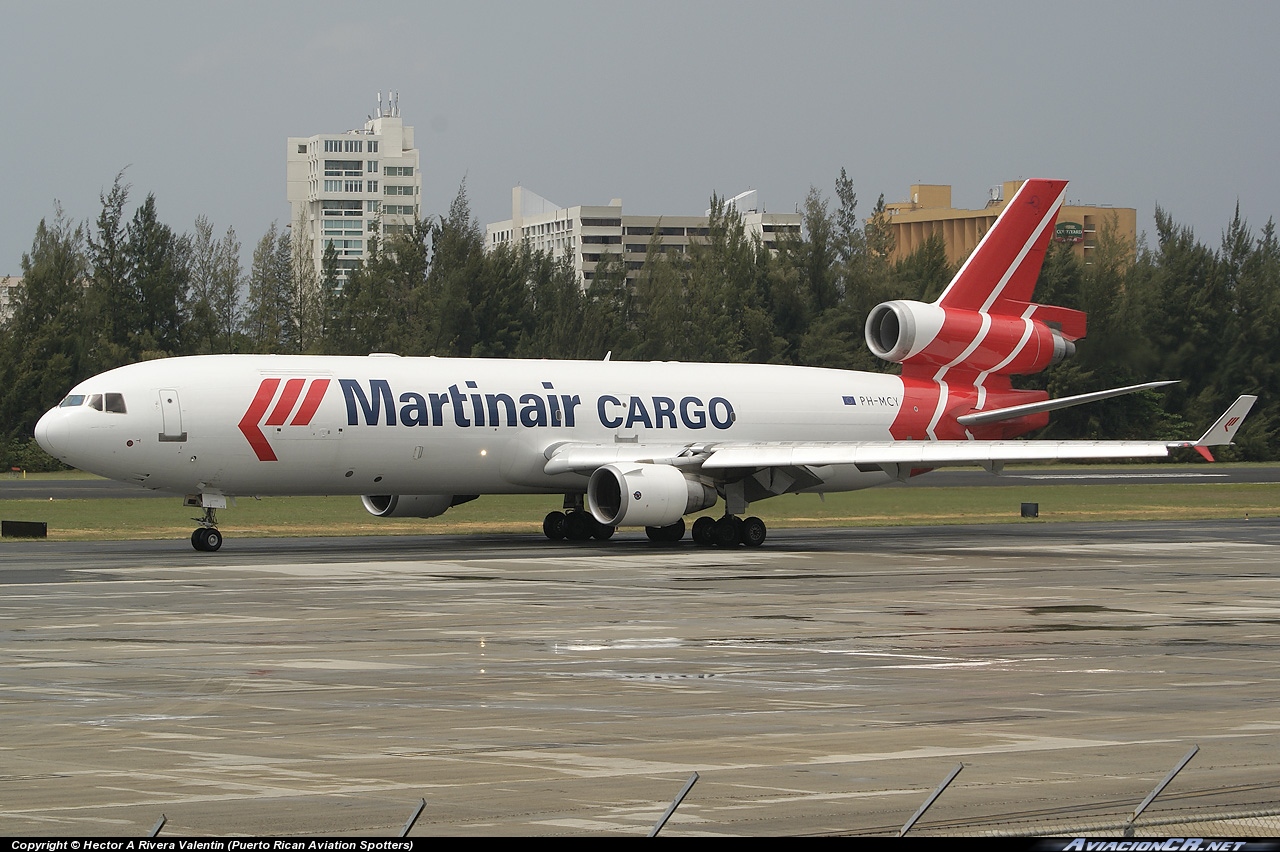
[33,179,1257,551]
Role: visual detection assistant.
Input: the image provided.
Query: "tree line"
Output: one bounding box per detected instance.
[3,168,1276,470]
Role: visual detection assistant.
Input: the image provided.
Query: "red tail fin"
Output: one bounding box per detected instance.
[866,178,1090,440]
[938,179,1066,311]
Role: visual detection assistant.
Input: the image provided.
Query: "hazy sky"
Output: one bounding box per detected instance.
[4,1,1278,276]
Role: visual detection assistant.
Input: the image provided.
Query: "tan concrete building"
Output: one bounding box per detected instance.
[881,180,1137,266]
[486,187,801,284]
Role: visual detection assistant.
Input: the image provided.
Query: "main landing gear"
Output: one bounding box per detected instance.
[646,513,766,546]
[691,514,767,548]
[191,507,223,552]
[541,502,767,548]
[542,509,615,542]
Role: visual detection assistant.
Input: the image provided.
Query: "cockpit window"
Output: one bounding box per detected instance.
[55,392,125,412]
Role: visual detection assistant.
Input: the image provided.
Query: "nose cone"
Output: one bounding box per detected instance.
[34,409,68,457]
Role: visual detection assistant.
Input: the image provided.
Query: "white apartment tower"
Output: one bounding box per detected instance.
[287,94,420,288]
[485,187,801,285]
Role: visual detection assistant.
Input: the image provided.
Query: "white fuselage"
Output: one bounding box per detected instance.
[35,355,907,498]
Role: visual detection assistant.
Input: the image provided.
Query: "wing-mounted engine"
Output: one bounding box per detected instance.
[587,463,718,527]
[361,494,479,519]
[865,299,1076,377]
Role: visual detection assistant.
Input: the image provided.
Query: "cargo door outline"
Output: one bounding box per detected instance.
[159,389,187,442]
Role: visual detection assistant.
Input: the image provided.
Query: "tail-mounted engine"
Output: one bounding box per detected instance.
[361,494,479,519]
[865,299,1076,377]
[587,463,718,528]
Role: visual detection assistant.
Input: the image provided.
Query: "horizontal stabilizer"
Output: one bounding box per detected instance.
[956,381,1179,427]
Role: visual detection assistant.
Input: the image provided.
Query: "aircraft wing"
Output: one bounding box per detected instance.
[698,440,1175,470]
[544,395,1258,479]
[543,443,710,475]
[544,438,1174,477]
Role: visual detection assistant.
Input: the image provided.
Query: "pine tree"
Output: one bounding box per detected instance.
[242,222,296,353]
[85,171,132,370]
[0,207,89,445]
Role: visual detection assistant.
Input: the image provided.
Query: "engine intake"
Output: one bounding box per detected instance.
[587,463,718,528]
[361,494,479,519]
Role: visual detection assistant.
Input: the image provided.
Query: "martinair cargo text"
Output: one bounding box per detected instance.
[34,179,1257,550]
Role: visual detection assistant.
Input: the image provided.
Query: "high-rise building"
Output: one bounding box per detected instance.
[485,187,801,285]
[0,275,21,327]
[287,94,420,288]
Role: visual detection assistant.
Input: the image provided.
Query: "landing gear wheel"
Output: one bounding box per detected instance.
[592,522,615,541]
[645,517,686,543]
[543,510,567,540]
[692,516,715,546]
[740,516,767,548]
[191,527,222,552]
[712,516,742,548]
[565,510,595,541]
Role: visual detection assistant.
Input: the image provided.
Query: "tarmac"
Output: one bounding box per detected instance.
[3,520,1280,837]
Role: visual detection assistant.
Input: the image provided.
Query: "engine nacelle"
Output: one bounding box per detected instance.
[587,463,718,528]
[865,299,1074,376]
[361,494,478,519]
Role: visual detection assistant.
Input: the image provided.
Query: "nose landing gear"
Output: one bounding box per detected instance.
[191,507,223,551]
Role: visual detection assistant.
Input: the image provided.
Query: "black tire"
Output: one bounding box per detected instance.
[692,516,715,546]
[592,522,615,540]
[204,529,223,551]
[565,511,594,541]
[645,517,685,543]
[543,511,567,540]
[740,516,767,548]
[191,528,207,551]
[712,516,741,548]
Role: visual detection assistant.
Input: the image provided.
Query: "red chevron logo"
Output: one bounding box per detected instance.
[238,378,331,462]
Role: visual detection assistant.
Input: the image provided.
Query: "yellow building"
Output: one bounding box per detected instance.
[882,180,1137,266]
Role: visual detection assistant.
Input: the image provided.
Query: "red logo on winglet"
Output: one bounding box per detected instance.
[1225,417,1240,432]
[238,378,330,461]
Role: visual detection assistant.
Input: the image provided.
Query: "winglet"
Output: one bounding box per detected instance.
[1182,394,1259,460]
[1196,395,1258,446]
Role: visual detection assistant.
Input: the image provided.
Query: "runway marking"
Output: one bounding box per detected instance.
[556,638,684,652]
[1009,472,1229,480]
[803,733,1157,766]
[195,552,809,579]
[436,749,725,778]
[943,542,1271,554]
[267,659,413,670]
